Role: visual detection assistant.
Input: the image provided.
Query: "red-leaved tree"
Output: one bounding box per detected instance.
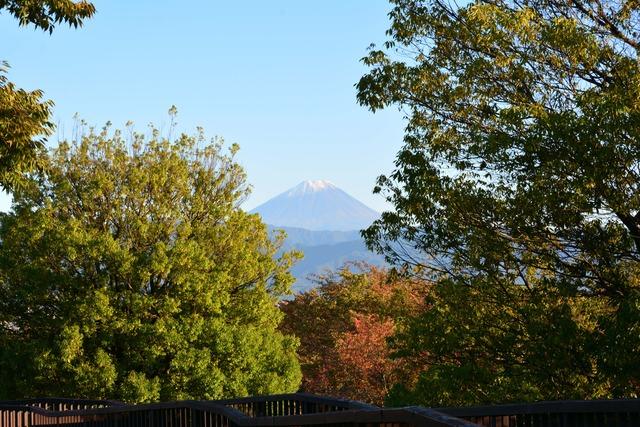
[280,264,426,405]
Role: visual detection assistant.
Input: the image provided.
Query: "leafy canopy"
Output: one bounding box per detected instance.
[0,119,301,402]
[0,62,53,191]
[358,0,640,404]
[0,0,95,32]
[281,264,424,405]
[0,0,94,190]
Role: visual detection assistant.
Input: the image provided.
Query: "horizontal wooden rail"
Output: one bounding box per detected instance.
[217,392,379,409]
[218,392,378,417]
[0,393,476,427]
[5,394,640,426]
[437,398,640,427]
[2,398,124,412]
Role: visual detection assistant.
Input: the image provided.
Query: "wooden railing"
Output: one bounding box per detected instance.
[2,398,123,412]
[4,394,640,427]
[0,393,475,427]
[217,392,377,416]
[438,399,640,427]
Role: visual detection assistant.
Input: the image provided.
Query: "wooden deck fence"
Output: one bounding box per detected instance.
[1,393,640,427]
[0,393,472,427]
[437,398,640,427]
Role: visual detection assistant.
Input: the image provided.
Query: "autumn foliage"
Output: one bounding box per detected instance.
[280,264,426,405]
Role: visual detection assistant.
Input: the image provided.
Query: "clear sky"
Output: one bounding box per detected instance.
[0,1,405,212]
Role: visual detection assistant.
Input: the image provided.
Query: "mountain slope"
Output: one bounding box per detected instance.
[289,240,386,292]
[253,180,386,291]
[269,225,362,247]
[251,180,379,231]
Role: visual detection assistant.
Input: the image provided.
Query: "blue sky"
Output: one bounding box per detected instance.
[0,1,405,212]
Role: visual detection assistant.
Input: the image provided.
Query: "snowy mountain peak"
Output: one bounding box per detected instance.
[287,180,336,196]
[250,180,379,231]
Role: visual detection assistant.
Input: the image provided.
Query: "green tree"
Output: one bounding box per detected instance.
[0,120,301,402]
[0,0,94,32]
[0,62,53,191]
[0,0,95,190]
[357,0,640,405]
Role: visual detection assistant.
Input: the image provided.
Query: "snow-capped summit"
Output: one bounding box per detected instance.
[250,180,379,231]
[285,180,337,196]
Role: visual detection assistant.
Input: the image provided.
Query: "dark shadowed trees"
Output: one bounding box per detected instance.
[358,0,640,405]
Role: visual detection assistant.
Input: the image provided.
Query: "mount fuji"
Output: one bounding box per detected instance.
[250,180,379,231]
[250,180,385,291]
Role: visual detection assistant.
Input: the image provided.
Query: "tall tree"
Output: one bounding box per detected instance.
[0,121,301,402]
[357,0,640,404]
[0,0,95,190]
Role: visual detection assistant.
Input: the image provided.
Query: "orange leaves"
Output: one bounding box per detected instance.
[280,264,427,405]
[334,314,399,405]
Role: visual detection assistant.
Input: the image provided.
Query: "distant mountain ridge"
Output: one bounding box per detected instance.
[289,240,383,288]
[250,180,379,231]
[251,180,385,292]
[269,225,362,247]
